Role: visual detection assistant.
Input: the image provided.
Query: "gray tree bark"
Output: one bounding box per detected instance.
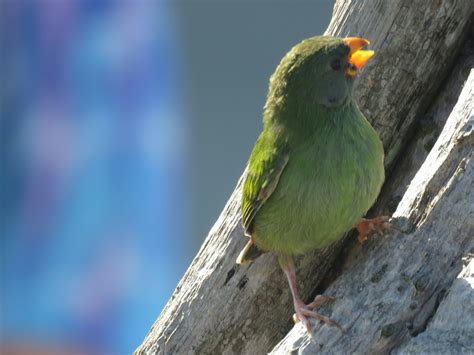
[135,1,473,354]
[272,68,474,355]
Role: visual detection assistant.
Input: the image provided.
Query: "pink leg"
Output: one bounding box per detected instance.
[279,254,340,332]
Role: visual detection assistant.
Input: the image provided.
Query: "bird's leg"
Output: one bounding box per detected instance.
[356,216,391,243]
[278,254,340,332]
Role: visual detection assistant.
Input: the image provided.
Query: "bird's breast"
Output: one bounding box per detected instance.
[253,116,384,254]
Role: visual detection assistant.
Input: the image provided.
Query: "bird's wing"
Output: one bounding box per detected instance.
[242,131,289,234]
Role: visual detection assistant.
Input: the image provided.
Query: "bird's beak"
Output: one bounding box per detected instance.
[343,37,374,77]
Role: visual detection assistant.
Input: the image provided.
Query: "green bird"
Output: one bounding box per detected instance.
[237,36,388,331]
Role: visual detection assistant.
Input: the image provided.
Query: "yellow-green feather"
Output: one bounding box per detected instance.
[249,101,384,254]
[242,128,289,233]
[240,35,384,256]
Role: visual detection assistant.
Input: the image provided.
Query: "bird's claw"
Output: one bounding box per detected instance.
[307,294,336,308]
[292,295,341,333]
[357,215,391,243]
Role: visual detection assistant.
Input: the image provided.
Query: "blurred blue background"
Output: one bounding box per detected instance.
[0,1,332,353]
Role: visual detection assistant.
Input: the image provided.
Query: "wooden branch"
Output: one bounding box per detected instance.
[271,69,474,354]
[135,1,473,354]
[396,258,474,354]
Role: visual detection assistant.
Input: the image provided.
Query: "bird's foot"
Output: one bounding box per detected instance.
[292,295,341,333]
[356,216,391,243]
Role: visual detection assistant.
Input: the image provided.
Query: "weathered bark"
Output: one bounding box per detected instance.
[136,1,473,354]
[272,69,474,354]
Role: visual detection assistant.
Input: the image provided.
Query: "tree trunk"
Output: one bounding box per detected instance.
[135,1,473,354]
[272,68,474,355]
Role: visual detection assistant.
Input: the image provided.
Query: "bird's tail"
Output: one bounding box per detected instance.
[236,240,264,264]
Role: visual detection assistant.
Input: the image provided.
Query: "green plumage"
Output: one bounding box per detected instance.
[241,36,384,257]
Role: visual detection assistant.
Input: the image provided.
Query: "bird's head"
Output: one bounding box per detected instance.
[268,36,374,110]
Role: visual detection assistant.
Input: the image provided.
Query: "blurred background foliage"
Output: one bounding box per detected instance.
[0,0,332,353]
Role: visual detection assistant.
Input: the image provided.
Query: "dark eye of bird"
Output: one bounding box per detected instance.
[330,59,341,71]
